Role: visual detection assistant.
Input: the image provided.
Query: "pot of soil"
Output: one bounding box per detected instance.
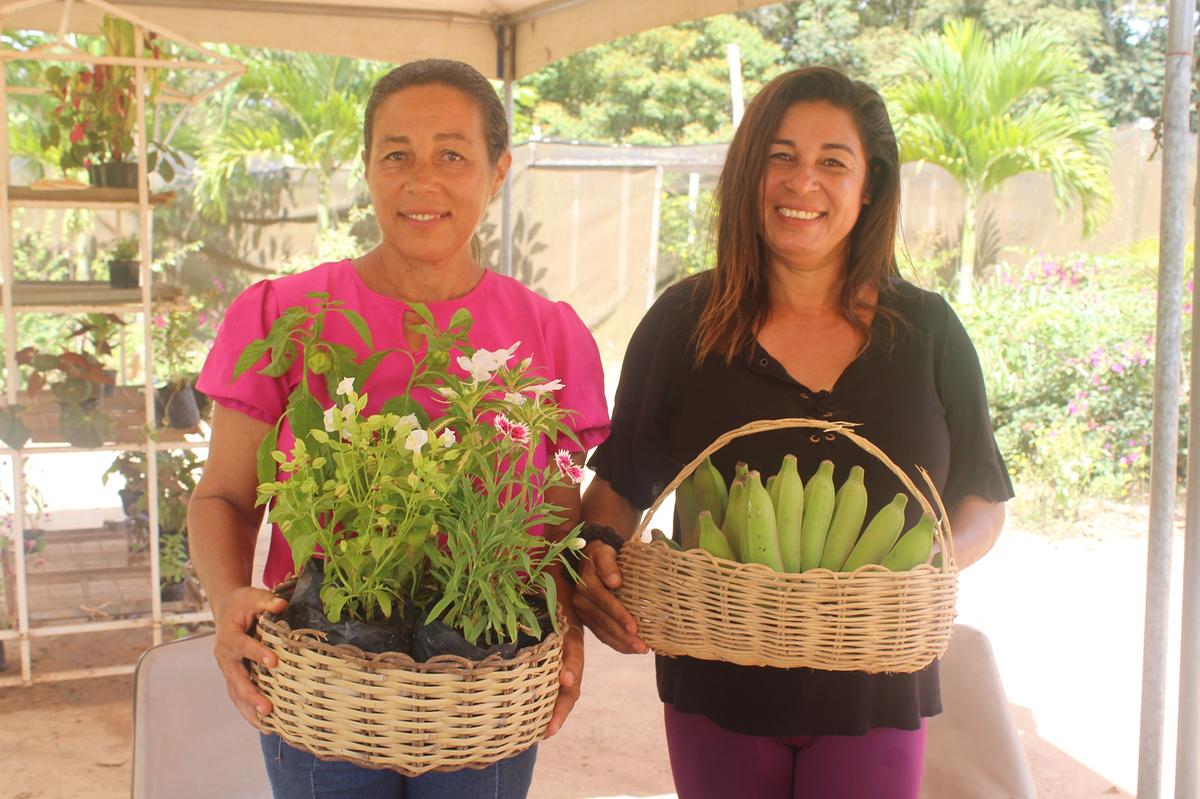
[108,260,139,289]
[87,162,138,189]
[157,382,200,429]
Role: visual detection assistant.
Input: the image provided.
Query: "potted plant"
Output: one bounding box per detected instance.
[104,238,139,289]
[69,312,127,393]
[39,15,174,187]
[153,299,212,429]
[242,295,584,771]
[15,346,114,447]
[158,530,188,601]
[102,448,203,539]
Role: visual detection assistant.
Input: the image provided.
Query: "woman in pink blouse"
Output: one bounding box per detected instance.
[188,59,609,799]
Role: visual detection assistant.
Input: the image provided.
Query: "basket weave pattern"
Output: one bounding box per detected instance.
[614,418,959,673]
[251,610,563,775]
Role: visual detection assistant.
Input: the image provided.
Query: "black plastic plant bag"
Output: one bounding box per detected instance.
[411,595,553,662]
[281,559,415,655]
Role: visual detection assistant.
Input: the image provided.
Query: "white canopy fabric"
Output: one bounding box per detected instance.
[1,0,777,78]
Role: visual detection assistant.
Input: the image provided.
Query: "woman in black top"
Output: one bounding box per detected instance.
[574,67,1013,798]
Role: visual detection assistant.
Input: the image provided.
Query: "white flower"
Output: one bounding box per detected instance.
[341,402,356,424]
[566,536,587,551]
[437,386,457,398]
[404,429,429,453]
[503,392,527,406]
[528,379,565,395]
[336,376,355,397]
[392,414,419,433]
[456,342,522,382]
[439,428,456,448]
[322,406,337,432]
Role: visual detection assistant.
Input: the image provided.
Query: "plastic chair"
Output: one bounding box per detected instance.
[131,632,271,799]
[922,624,1036,799]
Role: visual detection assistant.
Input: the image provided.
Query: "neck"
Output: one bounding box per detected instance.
[356,245,484,303]
[766,257,847,317]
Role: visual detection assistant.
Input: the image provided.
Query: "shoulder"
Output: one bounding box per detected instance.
[481,271,592,337]
[880,279,958,338]
[266,260,352,303]
[644,271,712,331]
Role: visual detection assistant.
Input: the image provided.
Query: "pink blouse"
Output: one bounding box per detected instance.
[197,259,610,587]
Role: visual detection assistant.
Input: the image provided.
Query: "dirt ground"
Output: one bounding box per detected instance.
[0,501,1171,799]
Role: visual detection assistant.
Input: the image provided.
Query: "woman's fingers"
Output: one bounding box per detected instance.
[545,627,585,737]
[572,548,648,654]
[213,587,288,729]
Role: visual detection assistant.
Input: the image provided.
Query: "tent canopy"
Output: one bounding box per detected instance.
[0,0,776,78]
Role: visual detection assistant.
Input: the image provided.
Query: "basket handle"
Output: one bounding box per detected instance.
[632,417,957,571]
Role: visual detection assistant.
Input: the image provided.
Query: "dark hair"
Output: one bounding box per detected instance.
[694,66,902,366]
[363,59,508,164]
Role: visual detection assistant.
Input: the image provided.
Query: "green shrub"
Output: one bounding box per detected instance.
[954,244,1176,519]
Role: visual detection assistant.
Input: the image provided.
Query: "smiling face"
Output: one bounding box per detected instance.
[759,99,870,275]
[363,83,510,271]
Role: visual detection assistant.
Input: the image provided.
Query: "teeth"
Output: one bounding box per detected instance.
[778,207,821,220]
[405,213,440,221]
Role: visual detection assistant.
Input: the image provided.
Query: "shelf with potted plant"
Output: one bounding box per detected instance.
[0,1,243,686]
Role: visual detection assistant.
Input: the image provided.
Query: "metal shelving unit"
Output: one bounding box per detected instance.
[0,0,241,686]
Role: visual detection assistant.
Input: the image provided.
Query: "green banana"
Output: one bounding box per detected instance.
[698,510,737,561]
[675,474,700,550]
[692,456,730,529]
[882,514,935,571]
[818,465,867,571]
[842,493,909,571]
[801,460,837,570]
[744,471,784,571]
[651,528,683,551]
[766,474,779,506]
[773,454,804,572]
[723,475,750,561]
[734,461,749,481]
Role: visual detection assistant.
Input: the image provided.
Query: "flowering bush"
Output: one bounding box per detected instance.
[241,294,583,648]
[955,246,1174,519]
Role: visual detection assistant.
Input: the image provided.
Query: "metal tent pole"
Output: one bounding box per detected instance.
[1140,1,1194,796]
[1176,7,1200,795]
[497,23,515,278]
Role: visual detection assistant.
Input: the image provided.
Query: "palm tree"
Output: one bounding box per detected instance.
[193,50,378,234]
[889,19,1112,302]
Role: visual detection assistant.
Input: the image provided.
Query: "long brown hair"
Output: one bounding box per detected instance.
[694,66,902,366]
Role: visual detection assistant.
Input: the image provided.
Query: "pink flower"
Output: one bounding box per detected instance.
[494,414,513,435]
[509,422,530,445]
[566,465,584,484]
[69,123,85,143]
[554,449,574,473]
[152,315,167,328]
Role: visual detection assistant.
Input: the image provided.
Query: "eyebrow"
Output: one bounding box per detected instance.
[770,138,859,157]
[378,132,472,145]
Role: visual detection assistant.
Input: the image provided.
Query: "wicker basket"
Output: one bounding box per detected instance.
[614,418,958,673]
[250,585,564,775]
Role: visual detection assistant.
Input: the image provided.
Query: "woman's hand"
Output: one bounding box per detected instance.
[212,586,289,731]
[545,622,584,737]
[572,541,648,655]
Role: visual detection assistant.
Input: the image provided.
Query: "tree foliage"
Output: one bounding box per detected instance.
[889,19,1113,300]
[192,50,382,232]
[518,16,781,144]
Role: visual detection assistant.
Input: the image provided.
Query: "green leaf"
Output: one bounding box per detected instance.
[335,308,374,350]
[233,339,271,379]
[287,392,324,441]
[256,422,282,485]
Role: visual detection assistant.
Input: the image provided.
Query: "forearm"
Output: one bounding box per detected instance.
[188,495,264,618]
[580,477,642,540]
[946,495,1006,569]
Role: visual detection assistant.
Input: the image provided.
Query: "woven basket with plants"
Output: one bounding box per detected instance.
[615,418,958,674]
[236,294,584,774]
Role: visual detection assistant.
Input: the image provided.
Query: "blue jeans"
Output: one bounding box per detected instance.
[259,733,538,799]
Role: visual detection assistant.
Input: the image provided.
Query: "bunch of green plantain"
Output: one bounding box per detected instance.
[665,455,936,572]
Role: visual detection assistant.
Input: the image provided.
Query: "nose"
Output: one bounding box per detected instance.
[404,160,437,193]
[786,162,819,191]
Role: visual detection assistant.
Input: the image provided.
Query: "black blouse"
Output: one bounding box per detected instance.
[589,272,1014,737]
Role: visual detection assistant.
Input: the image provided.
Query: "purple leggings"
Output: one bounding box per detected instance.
[664,704,926,799]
